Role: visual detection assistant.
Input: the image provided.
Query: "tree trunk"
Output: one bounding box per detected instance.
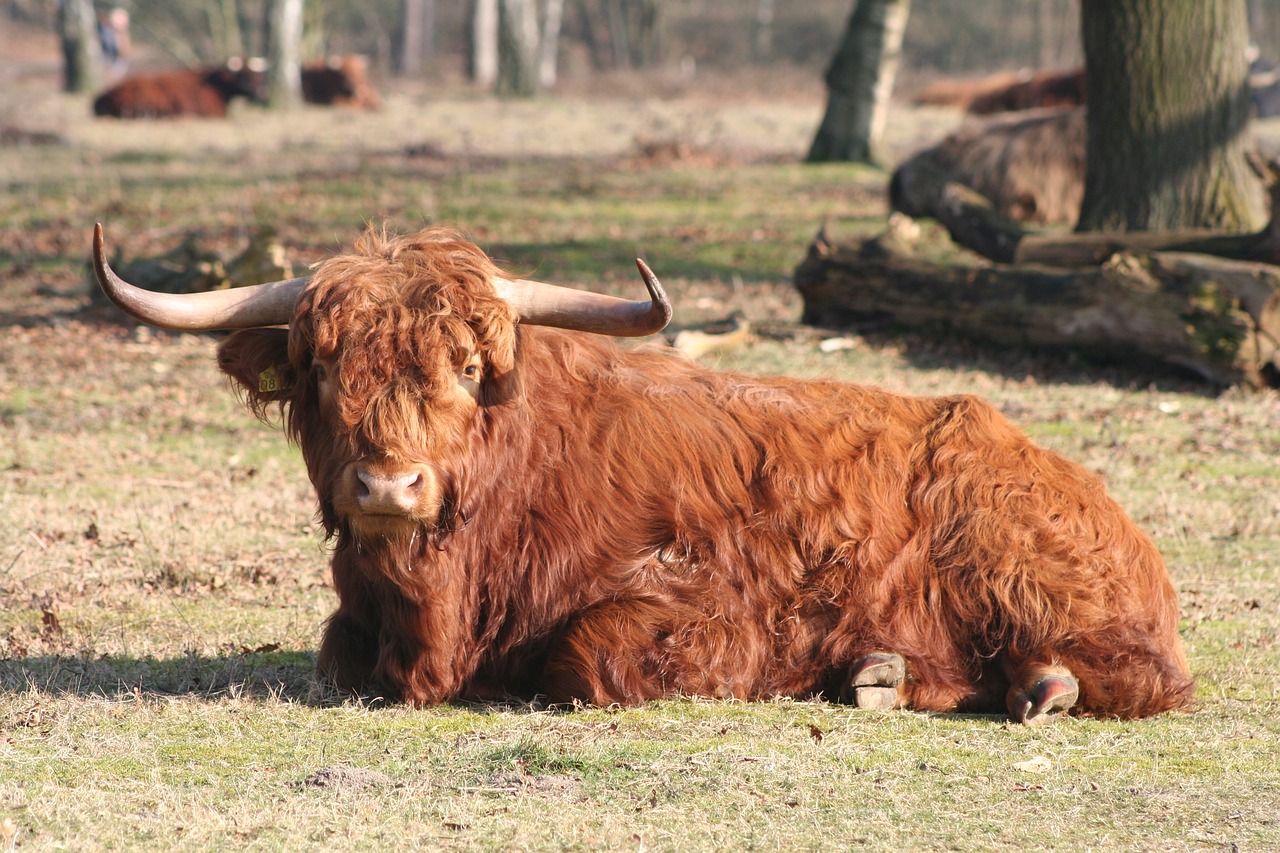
[216,0,245,57]
[265,0,303,108]
[495,0,537,96]
[472,0,499,87]
[602,0,631,69]
[57,0,97,94]
[1078,0,1265,231]
[754,0,775,60]
[538,0,565,89]
[794,229,1280,388]
[400,0,436,76]
[630,0,661,67]
[573,0,608,71]
[806,0,911,165]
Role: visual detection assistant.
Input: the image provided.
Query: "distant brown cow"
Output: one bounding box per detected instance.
[301,55,380,109]
[915,68,1085,115]
[92,59,268,119]
[891,107,1085,224]
[968,67,1085,114]
[91,222,1194,724]
[914,71,1026,111]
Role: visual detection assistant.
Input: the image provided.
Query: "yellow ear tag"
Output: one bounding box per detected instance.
[258,365,287,393]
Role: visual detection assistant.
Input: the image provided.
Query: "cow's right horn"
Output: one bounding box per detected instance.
[93,223,307,331]
[493,259,672,337]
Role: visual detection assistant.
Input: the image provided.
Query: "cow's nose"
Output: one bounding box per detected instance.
[355,468,424,514]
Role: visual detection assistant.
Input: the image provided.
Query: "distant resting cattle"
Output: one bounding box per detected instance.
[301,55,381,109]
[92,58,268,119]
[914,68,1085,115]
[91,223,1194,723]
[918,62,1280,119]
[891,106,1086,224]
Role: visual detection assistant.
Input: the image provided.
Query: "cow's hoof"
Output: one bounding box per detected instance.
[849,652,905,710]
[1008,673,1079,724]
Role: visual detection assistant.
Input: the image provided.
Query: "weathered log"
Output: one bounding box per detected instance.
[795,228,1280,388]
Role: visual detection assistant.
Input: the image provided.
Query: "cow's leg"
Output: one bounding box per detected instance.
[545,598,760,706]
[845,652,906,710]
[317,611,381,696]
[1004,657,1079,724]
[543,600,673,706]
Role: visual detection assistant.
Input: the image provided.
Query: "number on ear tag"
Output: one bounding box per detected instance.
[258,365,287,393]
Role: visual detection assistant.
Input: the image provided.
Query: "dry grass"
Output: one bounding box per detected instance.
[2,78,1279,851]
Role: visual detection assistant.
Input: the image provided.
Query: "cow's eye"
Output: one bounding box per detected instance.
[462,364,479,379]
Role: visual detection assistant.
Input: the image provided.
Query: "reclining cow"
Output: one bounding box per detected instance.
[92,58,268,119]
[91,224,1194,723]
[301,55,381,109]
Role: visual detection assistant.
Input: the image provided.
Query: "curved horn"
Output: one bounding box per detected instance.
[493,258,672,336]
[92,223,308,331]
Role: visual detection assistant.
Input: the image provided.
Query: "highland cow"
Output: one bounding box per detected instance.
[891,107,1086,224]
[301,55,381,109]
[91,223,1194,723]
[92,58,267,119]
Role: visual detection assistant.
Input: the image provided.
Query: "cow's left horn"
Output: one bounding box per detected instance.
[494,259,672,336]
[93,223,307,330]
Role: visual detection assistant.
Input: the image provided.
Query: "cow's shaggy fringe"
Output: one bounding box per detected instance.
[217,226,1194,719]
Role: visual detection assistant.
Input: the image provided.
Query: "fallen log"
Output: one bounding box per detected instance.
[795,227,1280,388]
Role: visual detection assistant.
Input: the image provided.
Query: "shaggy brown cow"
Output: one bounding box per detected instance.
[915,68,1085,115]
[91,223,1194,723]
[92,59,268,119]
[301,55,381,109]
[967,67,1085,115]
[891,107,1085,224]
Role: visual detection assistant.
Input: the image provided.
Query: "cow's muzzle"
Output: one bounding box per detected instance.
[332,460,443,536]
[355,468,425,515]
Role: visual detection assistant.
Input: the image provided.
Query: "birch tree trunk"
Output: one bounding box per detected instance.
[401,0,436,76]
[806,0,911,164]
[472,0,499,87]
[1077,0,1265,231]
[538,0,565,89]
[265,0,303,108]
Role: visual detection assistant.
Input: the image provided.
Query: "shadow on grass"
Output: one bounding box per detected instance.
[0,650,325,705]
[850,325,1229,396]
[0,653,1040,725]
[0,652,561,715]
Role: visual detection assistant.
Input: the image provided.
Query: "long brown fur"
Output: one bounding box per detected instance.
[216,226,1193,719]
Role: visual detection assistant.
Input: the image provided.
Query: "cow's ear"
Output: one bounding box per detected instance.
[478,325,523,406]
[216,328,296,416]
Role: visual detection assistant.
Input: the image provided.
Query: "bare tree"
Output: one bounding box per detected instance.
[57,0,98,94]
[495,0,537,95]
[754,0,775,60]
[807,0,911,164]
[265,0,303,107]
[400,0,436,76]
[1078,0,1265,231]
[472,0,499,87]
[469,0,561,95]
[539,0,565,89]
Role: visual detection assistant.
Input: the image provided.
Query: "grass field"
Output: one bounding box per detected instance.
[2,79,1279,852]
